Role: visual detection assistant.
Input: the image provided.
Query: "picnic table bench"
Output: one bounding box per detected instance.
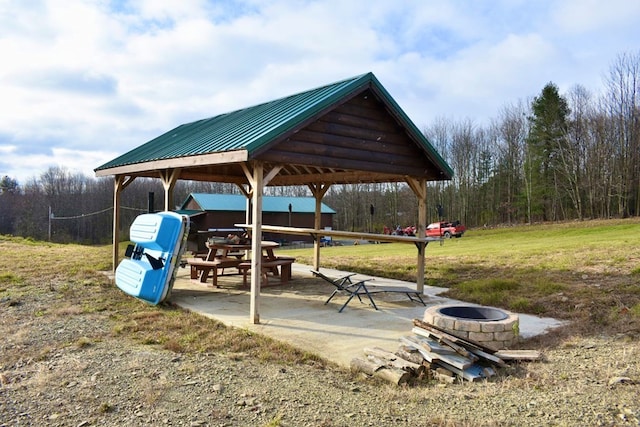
[186,257,244,287]
[237,257,296,287]
[186,240,292,288]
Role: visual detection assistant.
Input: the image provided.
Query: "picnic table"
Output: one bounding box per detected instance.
[205,240,279,261]
[187,240,294,287]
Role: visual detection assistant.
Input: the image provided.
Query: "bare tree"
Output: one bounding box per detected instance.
[558,84,592,219]
[494,100,529,223]
[602,50,640,217]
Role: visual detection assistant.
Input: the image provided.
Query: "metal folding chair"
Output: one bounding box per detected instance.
[311,269,426,313]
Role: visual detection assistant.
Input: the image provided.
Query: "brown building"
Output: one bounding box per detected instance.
[178,193,336,251]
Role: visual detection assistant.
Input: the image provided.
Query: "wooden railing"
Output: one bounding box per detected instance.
[235,224,442,247]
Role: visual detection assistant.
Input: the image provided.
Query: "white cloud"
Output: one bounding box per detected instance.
[0,0,639,183]
[0,145,17,154]
[551,0,640,34]
[0,145,118,183]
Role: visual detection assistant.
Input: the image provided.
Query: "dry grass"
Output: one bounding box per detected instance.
[1,229,640,426]
[1,218,639,367]
[0,235,326,369]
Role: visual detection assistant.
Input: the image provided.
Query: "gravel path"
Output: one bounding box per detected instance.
[2,294,639,427]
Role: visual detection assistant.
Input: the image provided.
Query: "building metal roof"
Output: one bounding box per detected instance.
[181,193,336,214]
[94,72,453,182]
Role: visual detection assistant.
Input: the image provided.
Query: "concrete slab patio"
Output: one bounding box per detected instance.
[170,263,566,368]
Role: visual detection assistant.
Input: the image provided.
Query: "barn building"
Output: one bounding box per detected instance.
[178,193,336,251]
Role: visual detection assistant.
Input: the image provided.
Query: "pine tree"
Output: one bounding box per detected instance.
[525,82,570,221]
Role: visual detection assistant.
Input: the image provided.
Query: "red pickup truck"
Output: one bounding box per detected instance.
[426,221,466,238]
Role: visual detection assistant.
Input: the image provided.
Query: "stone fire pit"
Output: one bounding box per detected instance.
[423,304,519,350]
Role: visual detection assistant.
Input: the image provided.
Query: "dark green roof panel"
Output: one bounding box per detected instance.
[95,72,452,178]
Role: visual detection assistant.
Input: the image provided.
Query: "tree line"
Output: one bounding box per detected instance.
[423,51,640,226]
[1,51,638,243]
[0,171,236,244]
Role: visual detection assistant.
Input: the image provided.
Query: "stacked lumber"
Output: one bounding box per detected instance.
[350,318,542,386]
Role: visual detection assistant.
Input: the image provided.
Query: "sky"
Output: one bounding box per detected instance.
[1,0,639,184]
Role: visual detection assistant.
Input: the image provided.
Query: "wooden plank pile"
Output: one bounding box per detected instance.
[350,318,542,386]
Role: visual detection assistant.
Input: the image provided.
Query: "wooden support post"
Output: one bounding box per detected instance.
[242,162,265,324]
[159,169,180,211]
[313,196,322,270]
[407,177,427,292]
[112,178,121,274]
[111,175,135,273]
[250,175,263,324]
[308,183,330,271]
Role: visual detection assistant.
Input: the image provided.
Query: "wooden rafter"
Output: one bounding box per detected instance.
[159,168,181,211]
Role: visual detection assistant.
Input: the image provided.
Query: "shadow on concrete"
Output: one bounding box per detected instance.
[171,263,566,367]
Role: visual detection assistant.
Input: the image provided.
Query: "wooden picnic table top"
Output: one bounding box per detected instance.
[204,240,280,261]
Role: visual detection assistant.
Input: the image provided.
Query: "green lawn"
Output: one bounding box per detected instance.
[2,218,638,356]
[282,218,640,336]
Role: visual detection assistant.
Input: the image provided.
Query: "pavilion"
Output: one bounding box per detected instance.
[95,72,453,323]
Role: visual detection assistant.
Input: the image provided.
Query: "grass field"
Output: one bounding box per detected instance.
[0,236,324,367]
[283,218,640,342]
[1,217,639,359]
[2,219,639,426]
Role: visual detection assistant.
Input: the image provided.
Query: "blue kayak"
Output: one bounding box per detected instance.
[115,212,189,305]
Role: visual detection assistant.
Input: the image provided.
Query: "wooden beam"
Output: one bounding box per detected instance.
[236,224,439,245]
[271,171,405,186]
[321,109,402,133]
[406,176,426,200]
[111,175,136,273]
[235,183,250,198]
[290,128,417,156]
[308,183,331,270]
[306,120,404,144]
[95,150,248,177]
[406,177,428,292]
[240,162,252,183]
[243,162,264,324]
[180,172,247,185]
[262,165,283,187]
[243,185,251,233]
[334,99,388,122]
[259,150,437,178]
[159,168,180,211]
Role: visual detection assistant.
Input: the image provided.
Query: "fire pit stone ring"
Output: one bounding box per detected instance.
[423,304,519,350]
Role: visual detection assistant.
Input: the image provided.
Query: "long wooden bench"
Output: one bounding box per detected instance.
[186,257,244,287]
[237,257,296,287]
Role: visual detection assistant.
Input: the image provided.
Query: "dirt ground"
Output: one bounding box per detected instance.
[2,283,639,427]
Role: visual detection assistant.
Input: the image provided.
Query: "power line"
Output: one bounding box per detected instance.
[121,206,149,212]
[50,206,147,221]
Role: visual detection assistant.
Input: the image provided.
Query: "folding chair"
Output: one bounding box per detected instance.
[311,269,427,313]
[310,269,377,312]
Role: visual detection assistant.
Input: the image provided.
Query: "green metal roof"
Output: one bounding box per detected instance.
[182,193,336,214]
[95,72,452,177]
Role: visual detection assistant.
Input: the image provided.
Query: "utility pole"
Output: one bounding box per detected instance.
[48,206,53,241]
